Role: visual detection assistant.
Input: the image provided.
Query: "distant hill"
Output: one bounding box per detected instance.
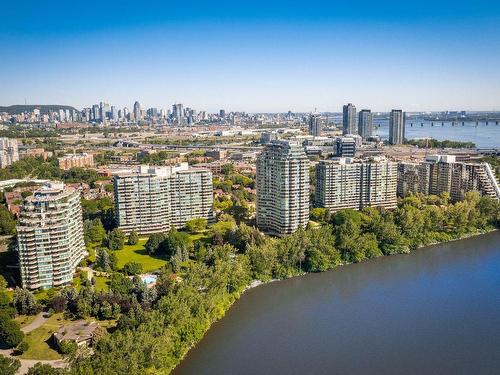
[0,105,78,115]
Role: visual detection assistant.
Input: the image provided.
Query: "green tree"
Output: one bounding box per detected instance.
[0,206,16,235]
[0,315,24,348]
[0,355,20,375]
[12,288,37,315]
[106,228,125,250]
[145,233,166,255]
[185,218,208,233]
[122,262,143,276]
[16,340,29,354]
[27,362,61,375]
[84,218,106,245]
[159,229,193,260]
[95,248,113,272]
[127,230,139,245]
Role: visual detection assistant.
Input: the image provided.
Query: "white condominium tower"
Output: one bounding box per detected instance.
[256,140,310,236]
[114,163,213,235]
[316,157,398,212]
[0,137,19,168]
[16,182,86,290]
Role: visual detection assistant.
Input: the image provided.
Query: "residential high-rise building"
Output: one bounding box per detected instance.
[358,109,373,140]
[342,103,357,135]
[397,155,500,201]
[113,163,213,234]
[309,113,322,136]
[133,101,142,121]
[16,182,86,290]
[0,138,19,168]
[335,136,358,157]
[389,109,405,145]
[397,162,431,197]
[256,140,309,236]
[316,157,398,212]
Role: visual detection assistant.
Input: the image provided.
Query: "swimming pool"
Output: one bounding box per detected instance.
[141,275,157,285]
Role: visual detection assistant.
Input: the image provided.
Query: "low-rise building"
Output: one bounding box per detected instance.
[58,153,94,170]
[53,321,100,348]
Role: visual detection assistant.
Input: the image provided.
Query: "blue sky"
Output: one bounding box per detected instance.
[1,0,499,112]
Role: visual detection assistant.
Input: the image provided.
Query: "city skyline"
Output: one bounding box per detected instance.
[1,1,500,112]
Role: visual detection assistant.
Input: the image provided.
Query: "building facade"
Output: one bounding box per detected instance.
[397,162,431,197]
[309,113,322,136]
[316,157,398,212]
[58,153,94,170]
[358,109,373,140]
[389,109,405,145]
[0,137,19,168]
[342,103,357,135]
[256,140,310,236]
[114,163,213,234]
[397,155,500,201]
[16,182,86,290]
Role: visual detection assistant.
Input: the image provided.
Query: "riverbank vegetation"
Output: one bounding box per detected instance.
[64,192,500,374]
[1,192,499,374]
[404,138,476,148]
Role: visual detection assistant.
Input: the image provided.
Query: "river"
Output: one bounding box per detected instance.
[373,120,500,148]
[173,231,500,375]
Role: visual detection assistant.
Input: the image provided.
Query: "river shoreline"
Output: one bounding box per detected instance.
[171,227,498,374]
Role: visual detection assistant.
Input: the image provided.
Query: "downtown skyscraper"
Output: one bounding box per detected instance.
[358,109,373,140]
[309,113,322,136]
[256,140,309,236]
[133,101,142,121]
[389,109,405,145]
[342,103,357,135]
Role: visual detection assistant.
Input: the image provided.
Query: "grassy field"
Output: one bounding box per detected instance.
[92,231,211,274]
[114,239,168,272]
[20,314,68,360]
[14,314,37,328]
[94,276,109,292]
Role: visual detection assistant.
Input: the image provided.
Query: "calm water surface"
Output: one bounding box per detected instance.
[174,231,500,375]
[374,120,500,148]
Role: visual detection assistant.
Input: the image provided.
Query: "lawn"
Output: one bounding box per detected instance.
[20,314,68,360]
[188,231,212,243]
[94,276,109,292]
[114,239,168,272]
[14,314,37,328]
